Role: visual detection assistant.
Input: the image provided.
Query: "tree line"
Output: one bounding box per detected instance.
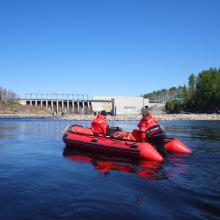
[144,68,220,113]
[0,86,17,104]
[143,86,187,103]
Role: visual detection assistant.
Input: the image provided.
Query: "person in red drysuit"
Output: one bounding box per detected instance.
[91,110,108,136]
[132,110,158,141]
[138,111,158,131]
[132,110,167,157]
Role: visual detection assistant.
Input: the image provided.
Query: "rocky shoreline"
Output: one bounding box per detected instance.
[0,113,220,121]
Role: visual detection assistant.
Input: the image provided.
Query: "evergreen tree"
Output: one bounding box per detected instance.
[146,68,220,113]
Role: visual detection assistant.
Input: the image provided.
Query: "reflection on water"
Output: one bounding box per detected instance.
[63,147,164,180]
[163,120,220,142]
[0,125,16,138]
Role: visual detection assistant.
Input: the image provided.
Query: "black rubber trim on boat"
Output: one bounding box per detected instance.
[130,144,138,149]
[91,139,98,143]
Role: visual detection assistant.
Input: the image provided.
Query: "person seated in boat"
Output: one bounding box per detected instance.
[91,110,108,136]
[131,110,159,140]
[132,110,167,156]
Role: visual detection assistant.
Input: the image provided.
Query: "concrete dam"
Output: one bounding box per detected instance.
[18,93,112,115]
[18,93,157,115]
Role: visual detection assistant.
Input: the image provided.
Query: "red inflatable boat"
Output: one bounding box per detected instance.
[63,125,192,162]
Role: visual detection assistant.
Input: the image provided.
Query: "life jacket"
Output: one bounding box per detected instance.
[132,114,159,141]
[91,114,108,135]
[138,114,158,131]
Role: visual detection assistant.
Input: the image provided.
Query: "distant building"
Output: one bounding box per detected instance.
[92,96,149,115]
[91,96,113,114]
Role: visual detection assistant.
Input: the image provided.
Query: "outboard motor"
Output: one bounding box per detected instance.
[145,125,167,157]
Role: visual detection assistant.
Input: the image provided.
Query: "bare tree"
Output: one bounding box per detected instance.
[0,86,17,104]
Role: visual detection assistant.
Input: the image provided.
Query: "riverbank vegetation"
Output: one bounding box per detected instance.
[144,68,220,113]
[144,85,187,103]
[0,86,49,115]
[0,87,17,104]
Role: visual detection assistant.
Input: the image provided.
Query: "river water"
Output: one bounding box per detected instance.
[0,119,219,220]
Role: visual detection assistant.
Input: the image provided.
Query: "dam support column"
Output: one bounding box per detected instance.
[77,102,80,114]
[56,100,59,114]
[67,101,69,113]
[82,101,85,114]
[61,100,64,112]
[51,101,53,113]
[72,101,74,113]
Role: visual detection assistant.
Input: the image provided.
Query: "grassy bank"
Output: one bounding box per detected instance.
[0,103,50,115]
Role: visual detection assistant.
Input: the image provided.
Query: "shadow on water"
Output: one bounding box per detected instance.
[63,147,167,180]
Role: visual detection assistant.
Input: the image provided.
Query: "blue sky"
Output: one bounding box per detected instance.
[0,0,220,97]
